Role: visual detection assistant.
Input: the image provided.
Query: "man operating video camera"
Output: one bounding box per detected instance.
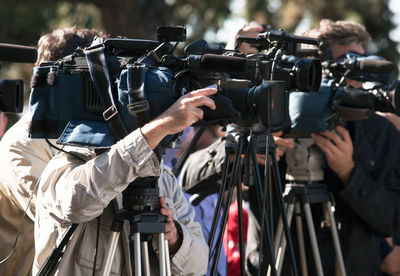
[0,26,212,276]
[275,19,400,276]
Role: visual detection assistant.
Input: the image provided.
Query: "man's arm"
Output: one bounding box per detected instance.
[157,165,209,276]
[37,88,217,224]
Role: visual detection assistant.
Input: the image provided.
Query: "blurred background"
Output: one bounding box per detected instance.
[1,0,399,126]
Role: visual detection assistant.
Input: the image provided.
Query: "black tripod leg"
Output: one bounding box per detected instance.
[250,143,277,276]
[207,150,232,250]
[270,148,298,276]
[235,166,246,276]
[37,224,78,276]
[210,135,245,276]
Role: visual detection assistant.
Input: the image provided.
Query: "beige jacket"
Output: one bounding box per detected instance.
[33,128,208,275]
[0,113,58,276]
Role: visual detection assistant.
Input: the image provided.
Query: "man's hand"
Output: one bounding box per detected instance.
[382,238,400,275]
[272,130,294,162]
[159,197,182,255]
[141,87,217,149]
[311,125,355,185]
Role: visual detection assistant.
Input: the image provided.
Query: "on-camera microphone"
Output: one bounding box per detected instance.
[186,54,247,72]
[0,43,37,63]
[184,40,225,55]
[324,58,395,77]
[356,59,394,74]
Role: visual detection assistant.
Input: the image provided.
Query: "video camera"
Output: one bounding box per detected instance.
[28,26,323,148]
[0,43,36,113]
[323,52,400,123]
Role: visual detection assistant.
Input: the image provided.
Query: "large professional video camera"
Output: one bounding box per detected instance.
[28,26,323,148]
[0,43,36,113]
[323,52,400,121]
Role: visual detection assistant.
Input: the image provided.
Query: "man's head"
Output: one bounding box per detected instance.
[305,19,372,88]
[35,27,106,67]
[304,19,371,60]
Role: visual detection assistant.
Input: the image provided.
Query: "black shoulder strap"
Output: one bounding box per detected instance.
[84,45,128,140]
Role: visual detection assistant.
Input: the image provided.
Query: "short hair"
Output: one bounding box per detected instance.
[35,27,106,67]
[303,19,371,46]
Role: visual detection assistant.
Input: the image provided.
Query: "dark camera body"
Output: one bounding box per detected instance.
[0,79,24,113]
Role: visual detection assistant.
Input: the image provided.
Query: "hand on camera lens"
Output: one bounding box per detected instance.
[159,87,217,135]
[159,197,182,254]
[311,125,355,185]
[140,88,216,150]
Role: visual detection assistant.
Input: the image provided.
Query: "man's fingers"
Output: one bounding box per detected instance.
[188,88,218,97]
[275,137,294,149]
[334,125,351,143]
[312,133,337,156]
[164,219,175,233]
[318,130,343,147]
[183,94,216,110]
[160,207,173,220]
[159,197,165,208]
[272,130,283,137]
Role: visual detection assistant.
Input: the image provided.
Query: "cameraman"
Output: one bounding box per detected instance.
[0,27,213,276]
[279,19,400,275]
[32,86,215,275]
[0,27,104,276]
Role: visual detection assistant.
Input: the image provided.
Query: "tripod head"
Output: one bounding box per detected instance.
[123,177,160,211]
[285,138,325,183]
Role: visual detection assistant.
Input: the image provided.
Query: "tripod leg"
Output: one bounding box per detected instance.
[133,233,142,276]
[270,145,298,276]
[159,233,167,276]
[164,240,171,276]
[275,202,295,276]
[250,143,277,276]
[273,202,288,256]
[303,203,324,276]
[324,202,346,276]
[295,203,308,276]
[236,168,246,276]
[210,135,245,276]
[141,241,150,276]
[101,231,121,276]
[207,152,232,249]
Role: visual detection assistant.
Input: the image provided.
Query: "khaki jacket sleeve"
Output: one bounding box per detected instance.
[157,165,209,276]
[37,128,160,224]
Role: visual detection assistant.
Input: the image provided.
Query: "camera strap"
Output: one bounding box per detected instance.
[85,45,128,140]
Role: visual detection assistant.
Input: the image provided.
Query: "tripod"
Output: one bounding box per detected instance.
[206,130,298,276]
[273,138,346,276]
[101,177,171,276]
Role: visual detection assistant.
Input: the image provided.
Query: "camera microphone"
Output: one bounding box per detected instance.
[0,43,37,63]
[184,40,225,55]
[327,58,395,75]
[356,59,394,74]
[186,54,247,72]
